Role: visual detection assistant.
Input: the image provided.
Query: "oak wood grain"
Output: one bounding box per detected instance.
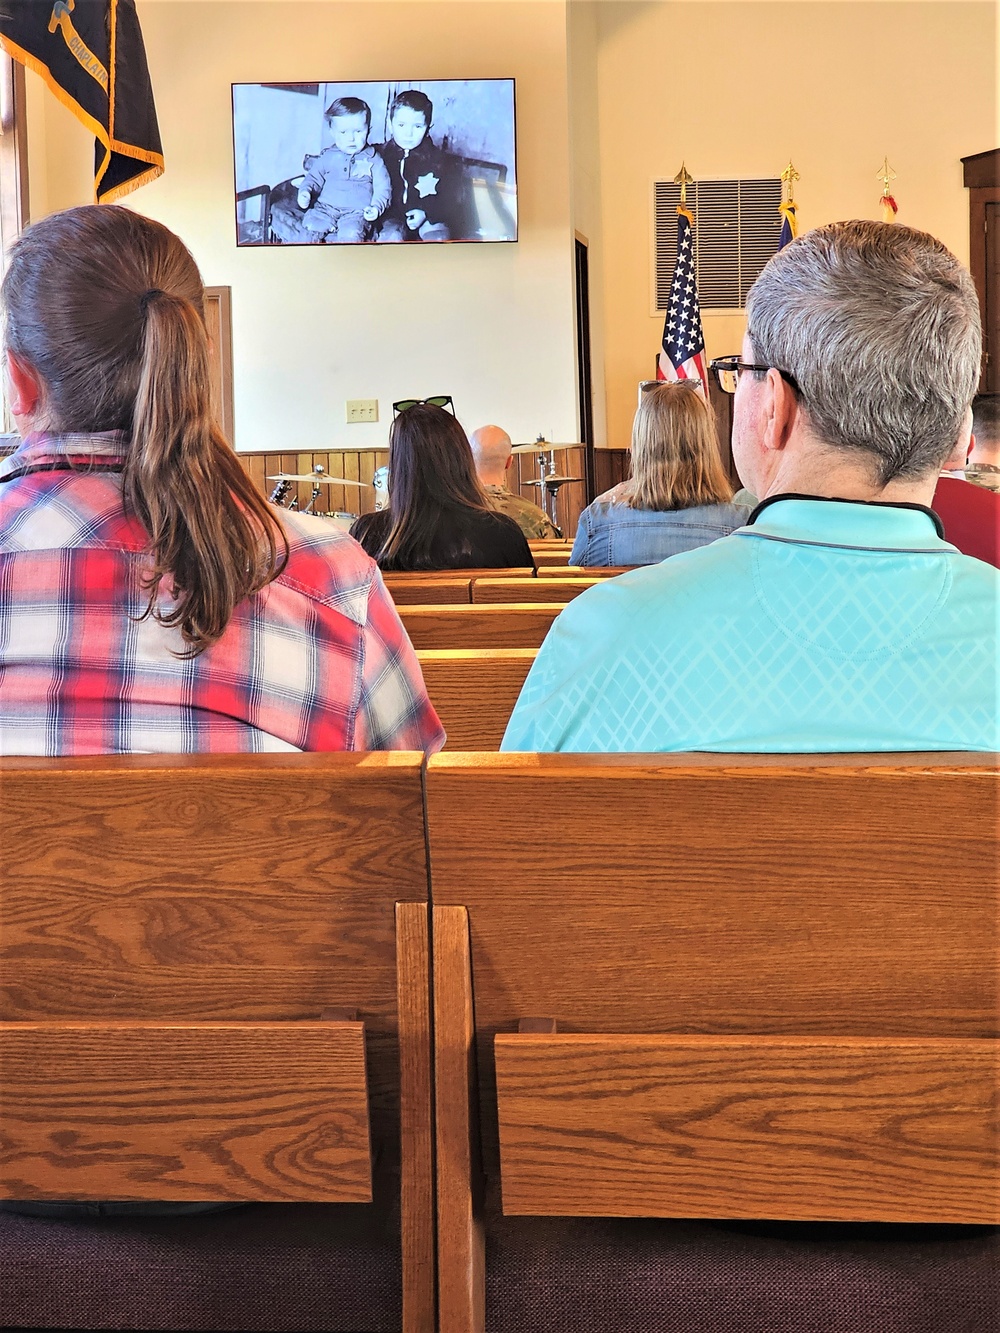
[425,754,999,1189]
[396,903,436,1333]
[385,577,474,605]
[1,1020,371,1202]
[398,605,562,650]
[494,1033,999,1224]
[433,906,485,1333]
[472,577,602,604]
[416,650,536,751]
[538,566,635,578]
[384,569,536,582]
[0,752,429,1174]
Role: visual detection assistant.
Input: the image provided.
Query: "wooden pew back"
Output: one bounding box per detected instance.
[399,604,562,649]
[426,753,998,1235]
[416,650,536,750]
[0,752,434,1322]
[384,569,535,606]
[472,577,604,604]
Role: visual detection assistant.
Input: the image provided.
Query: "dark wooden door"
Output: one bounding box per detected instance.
[986,201,999,392]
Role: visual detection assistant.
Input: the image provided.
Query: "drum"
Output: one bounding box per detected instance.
[318,511,357,533]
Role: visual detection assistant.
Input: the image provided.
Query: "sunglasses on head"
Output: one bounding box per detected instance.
[639,378,703,393]
[392,395,455,417]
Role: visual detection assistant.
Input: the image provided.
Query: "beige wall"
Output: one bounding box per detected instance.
[16,0,998,463]
[568,0,608,445]
[595,0,997,448]
[23,0,579,454]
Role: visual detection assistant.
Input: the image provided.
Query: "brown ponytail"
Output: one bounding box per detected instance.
[2,205,287,654]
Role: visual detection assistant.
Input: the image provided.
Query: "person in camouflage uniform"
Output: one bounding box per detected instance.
[469,424,561,539]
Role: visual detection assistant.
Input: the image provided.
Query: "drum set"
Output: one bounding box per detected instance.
[510,437,584,533]
[267,465,371,532]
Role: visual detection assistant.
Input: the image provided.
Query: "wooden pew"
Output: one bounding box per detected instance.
[384,569,535,606]
[416,649,537,750]
[425,752,999,1332]
[472,576,605,604]
[385,576,474,605]
[530,551,575,569]
[399,604,562,649]
[0,753,435,1333]
[537,565,635,578]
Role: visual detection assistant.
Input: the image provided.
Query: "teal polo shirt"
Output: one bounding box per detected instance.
[501,496,999,753]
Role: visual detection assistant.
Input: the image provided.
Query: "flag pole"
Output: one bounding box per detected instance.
[877,156,898,222]
[658,163,707,396]
[778,160,799,248]
[673,162,694,212]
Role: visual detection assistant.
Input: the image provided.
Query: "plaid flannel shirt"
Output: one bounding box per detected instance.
[0,433,445,756]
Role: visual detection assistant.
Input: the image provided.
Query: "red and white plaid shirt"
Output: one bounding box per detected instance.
[0,433,445,756]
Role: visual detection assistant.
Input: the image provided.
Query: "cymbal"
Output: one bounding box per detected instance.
[527,475,583,487]
[511,442,586,454]
[267,473,371,487]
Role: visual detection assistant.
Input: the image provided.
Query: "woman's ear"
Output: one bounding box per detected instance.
[5,350,43,419]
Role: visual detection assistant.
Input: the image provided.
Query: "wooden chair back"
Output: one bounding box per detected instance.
[398,604,562,649]
[0,752,435,1329]
[425,752,999,1325]
[416,650,536,750]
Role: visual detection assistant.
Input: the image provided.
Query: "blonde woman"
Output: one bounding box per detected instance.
[570,381,749,566]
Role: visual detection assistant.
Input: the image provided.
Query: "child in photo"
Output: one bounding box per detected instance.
[297,96,391,243]
[376,90,470,242]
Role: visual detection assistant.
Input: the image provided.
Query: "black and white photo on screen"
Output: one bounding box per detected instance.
[232,79,517,246]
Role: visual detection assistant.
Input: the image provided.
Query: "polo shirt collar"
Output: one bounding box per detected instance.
[742,493,950,553]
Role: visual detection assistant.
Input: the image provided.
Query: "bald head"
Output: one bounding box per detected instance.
[469,424,513,486]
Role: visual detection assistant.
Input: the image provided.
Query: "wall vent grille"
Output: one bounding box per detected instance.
[654,178,783,312]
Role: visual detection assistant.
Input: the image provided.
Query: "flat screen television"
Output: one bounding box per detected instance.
[232,79,517,246]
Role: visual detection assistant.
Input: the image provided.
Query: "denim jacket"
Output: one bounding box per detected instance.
[569,491,750,566]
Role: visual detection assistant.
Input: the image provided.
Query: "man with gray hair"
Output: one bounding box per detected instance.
[504,219,997,752]
[469,424,560,539]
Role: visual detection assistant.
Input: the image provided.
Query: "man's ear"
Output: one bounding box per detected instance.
[5,350,43,418]
[505,454,513,472]
[760,368,798,454]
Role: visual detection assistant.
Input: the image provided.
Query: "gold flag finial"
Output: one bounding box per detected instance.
[780,161,800,202]
[673,162,695,207]
[877,156,897,197]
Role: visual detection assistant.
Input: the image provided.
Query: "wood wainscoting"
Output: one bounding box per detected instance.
[237,446,632,538]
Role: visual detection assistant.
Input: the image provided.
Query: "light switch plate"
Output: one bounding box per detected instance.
[346,399,379,423]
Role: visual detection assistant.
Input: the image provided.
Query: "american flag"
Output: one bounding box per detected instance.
[657,206,707,391]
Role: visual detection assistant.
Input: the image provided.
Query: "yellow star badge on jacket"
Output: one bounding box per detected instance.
[415,172,439,198]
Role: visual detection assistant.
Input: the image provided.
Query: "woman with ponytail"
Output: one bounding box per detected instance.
[0,205,443,755]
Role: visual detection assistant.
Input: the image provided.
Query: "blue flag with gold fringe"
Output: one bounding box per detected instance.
[0,0,162,202]
[778,200,797,250]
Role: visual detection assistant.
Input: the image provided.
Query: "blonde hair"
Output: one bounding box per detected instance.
[625,381,733,511]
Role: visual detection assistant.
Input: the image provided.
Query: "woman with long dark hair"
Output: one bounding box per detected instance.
[350,403,532,569]
[0,205,442,755]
